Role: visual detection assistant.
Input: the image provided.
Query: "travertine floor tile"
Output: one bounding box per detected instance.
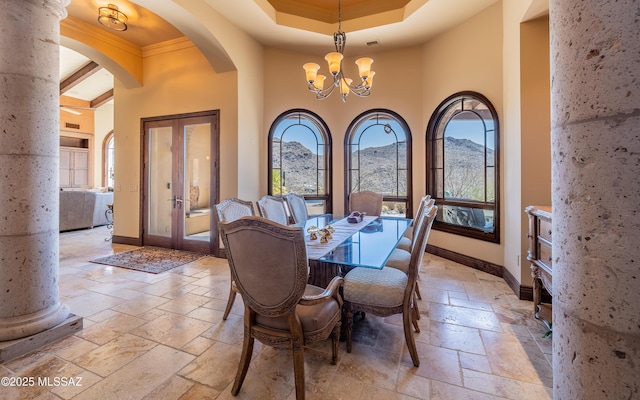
[0,226,553,399]
[429,321,485,355]
[73,345,195,400]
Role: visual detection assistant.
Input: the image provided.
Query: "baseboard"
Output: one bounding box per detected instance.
[0,314,82,363]
[426,244,533,301]
[504,267,533,301]
[112,235,142,246]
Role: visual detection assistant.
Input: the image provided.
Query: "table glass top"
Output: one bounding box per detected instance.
[304,214,412,269]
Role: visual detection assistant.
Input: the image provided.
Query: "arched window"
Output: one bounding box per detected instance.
[427,91,500,242]
[268,109,332,214]
[102,131,114,188]
[345,109,412,217]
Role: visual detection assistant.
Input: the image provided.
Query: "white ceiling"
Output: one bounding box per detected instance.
[60,0,501,106]
[60,47,113,102]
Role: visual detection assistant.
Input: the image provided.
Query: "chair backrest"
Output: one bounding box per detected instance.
[219,216,308,317]
[285,193,308,224]
[409,200,435,252]
[412,195,431,222]
[214,198,255,251]
[257,195,290,225]
[404,206,438,302]
[349,190,383,216]
[214,198,255,224]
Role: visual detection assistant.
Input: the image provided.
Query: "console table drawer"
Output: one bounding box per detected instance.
[538,218,552,242]
[537,241,553,270]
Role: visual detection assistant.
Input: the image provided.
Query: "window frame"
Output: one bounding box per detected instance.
[344,109,413,218]
[426,91,500,243]
[268,109,333,214]
[102,130,114,188]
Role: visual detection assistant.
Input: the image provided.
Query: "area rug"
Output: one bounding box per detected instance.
[90,247,206,274]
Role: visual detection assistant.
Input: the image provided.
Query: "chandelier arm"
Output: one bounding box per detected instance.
[307,82,337,100]
[338,72,371,92]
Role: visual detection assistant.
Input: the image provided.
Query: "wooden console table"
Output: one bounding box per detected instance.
[525,205,552,328]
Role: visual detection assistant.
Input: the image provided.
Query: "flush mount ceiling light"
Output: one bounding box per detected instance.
[98,4,128,31]
[303,0,375,102]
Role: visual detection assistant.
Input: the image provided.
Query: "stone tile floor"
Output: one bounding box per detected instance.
[0,226,553,399]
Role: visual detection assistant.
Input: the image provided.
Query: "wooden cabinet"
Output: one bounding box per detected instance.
[525,205,552,328]
[60,147,90,188]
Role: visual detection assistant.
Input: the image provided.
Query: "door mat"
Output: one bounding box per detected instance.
[90,247,206,274]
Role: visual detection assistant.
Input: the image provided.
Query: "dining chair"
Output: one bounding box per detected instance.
[348,190,383,216]
[219,216,343,400]
[387,200,435,300]
[397,196,434,252]
[343,205,437,367]
[285,193,309,224]
[397,195,432,251]
[257,195,290,225]
[213,198,255,320]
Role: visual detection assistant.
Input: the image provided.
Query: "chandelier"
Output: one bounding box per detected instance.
[302,0,374,102]
[98,4,128,32]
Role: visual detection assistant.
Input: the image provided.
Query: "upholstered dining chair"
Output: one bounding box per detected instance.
[285,193,309,224]
[343,205,437,367]
[213,198,255,320]
[348,190,383,216]
[397,195,432,252]
[257,195,290,225]
[387,199,435,300]
[219,216,343,400]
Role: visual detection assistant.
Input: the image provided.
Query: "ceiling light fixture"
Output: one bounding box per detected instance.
[98,4,128,32]
[303,0,374,102]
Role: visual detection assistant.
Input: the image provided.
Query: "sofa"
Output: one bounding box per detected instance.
[59,190,113,232]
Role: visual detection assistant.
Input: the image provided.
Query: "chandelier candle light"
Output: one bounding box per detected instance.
[303,0,375,102]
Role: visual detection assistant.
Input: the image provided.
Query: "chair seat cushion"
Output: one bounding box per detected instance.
[255,284,340,334]
[385,248,411,273]
[396,236,412,252]
[403,225,414,240]
[343,267,407,308]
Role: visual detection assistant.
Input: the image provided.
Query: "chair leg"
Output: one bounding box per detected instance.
[415,284,422,300]
[411,304,421,333]
[331,322,340,365]
[222,282,236,320]
[345,302,354,353]
[413,294,421,321]
[291,337,306,400]
[231,325,254,395]
[403,307,420,367]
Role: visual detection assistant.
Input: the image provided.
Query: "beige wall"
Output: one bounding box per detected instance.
[520,15,551,282]
[263,46,424,216]
[502,0,550,286]
[113,40,238,238]
[421,2,504,266]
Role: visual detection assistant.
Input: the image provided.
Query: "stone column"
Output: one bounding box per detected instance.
[0,0,73,344]
[550,0,640,399]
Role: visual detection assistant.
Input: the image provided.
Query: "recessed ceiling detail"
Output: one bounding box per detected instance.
[264,0,421,32]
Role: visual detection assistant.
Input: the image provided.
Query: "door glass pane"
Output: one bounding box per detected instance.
[148,126,173,237]
[184,123,211,241]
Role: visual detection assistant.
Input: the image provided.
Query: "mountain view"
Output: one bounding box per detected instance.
[272,136,492,200]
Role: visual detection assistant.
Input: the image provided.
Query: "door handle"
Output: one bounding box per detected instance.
[168,196,183,209]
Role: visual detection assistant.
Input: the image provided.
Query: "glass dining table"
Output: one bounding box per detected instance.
[300,214,412,288]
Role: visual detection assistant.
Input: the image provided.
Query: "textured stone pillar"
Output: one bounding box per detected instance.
[550,0,640,399]
[0,0,71,341]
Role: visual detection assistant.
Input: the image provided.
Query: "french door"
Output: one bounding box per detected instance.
[141,111,219,254]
